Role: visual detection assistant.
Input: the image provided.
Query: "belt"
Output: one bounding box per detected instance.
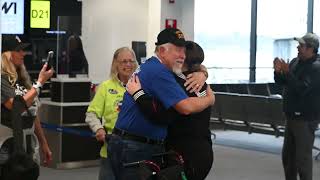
[113,128,164,145]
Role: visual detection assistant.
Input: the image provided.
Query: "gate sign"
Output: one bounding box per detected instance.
[1,0,24,34]
[30,0,50,28]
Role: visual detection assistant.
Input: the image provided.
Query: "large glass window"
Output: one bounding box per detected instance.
[195,0,251,84]
[256,0,308,82]
[314,0,320,36]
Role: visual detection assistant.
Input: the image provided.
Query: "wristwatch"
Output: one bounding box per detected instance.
[32,81,43,95]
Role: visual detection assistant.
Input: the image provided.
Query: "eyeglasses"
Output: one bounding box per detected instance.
[118,59,136,65]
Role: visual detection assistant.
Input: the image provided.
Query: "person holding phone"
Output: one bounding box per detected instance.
[1,35,54,169]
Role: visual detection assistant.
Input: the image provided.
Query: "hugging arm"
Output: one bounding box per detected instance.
[127,75,177,125]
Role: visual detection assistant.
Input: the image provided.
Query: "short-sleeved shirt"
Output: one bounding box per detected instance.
[1,74,38,164]
[115,56,188,140]
[87,78,125,158]
[1,75,38,126]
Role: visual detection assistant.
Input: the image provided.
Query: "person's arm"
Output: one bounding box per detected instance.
[85,112,106,142]
[85,83,107,142]
[274,57,320,96]
[286,62,320,96]
[126,75,176,125]
[184,64,208,93]
[2,64,53,109]
[128,74,214,116]
[34,117,52,166]
[273,57,288,85]
[174,85,214,115]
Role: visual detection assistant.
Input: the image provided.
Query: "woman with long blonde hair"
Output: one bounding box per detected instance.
[1,35,54,171]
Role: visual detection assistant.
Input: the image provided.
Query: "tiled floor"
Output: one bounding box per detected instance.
[39,130,320,180]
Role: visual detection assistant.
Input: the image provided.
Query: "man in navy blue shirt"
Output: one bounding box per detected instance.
[107,28,214,180]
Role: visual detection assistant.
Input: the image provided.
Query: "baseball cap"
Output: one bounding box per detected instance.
[155,28,186,47]
[294,33,319,50]
[1,34,30,53]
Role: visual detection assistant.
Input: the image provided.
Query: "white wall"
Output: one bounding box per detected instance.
[160,0,194,40]
[82,0,148,83]
[82,0,194,83]
[180,0,195,41]
[146,0,161,58]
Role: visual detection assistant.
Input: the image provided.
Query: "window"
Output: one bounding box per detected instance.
[314,0,320,38]
[256,0,307,82]
[195,0,251,83]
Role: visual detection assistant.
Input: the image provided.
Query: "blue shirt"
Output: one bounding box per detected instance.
[115,56,188,140]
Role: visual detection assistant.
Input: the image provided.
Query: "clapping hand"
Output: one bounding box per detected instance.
[273,57,289,74]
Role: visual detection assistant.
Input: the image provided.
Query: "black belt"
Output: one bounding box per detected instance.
[113,128,164,145]
[285,112,319,121]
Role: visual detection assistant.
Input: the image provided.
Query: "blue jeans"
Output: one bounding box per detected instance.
[107,134,165,180]
[99,157,115,180]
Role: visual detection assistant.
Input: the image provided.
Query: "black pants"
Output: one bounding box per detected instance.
[167,138,213,180]
[282,117,318,180]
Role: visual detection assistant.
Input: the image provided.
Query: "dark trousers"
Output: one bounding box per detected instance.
[166,139,213,180]
[107,134,165,180]
[282,117,318,180]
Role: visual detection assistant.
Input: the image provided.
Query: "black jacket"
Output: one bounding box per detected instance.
[274,54,320,121]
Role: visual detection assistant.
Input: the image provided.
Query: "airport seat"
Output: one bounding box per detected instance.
[227,84,249,94]
[214,93,248,131]
[314,128,320,160]
[248,83,270,96]
[268,83,283,95]
[242,95,276,134]
[211,84,229,92]
[211,92,221,119]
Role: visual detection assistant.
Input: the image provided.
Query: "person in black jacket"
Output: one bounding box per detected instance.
[127,41,214,180]
[274,33,320,180]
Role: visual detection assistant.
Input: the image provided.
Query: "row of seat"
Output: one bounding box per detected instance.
[210,92,284,137]
[211,83,283,96]
[210,91,320,159]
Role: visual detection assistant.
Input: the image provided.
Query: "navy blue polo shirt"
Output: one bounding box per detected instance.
[115,56,188,140]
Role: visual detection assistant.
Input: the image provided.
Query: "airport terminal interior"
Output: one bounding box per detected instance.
[1,0,320,179]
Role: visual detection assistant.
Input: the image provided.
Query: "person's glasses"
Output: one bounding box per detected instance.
[119,59,135,65]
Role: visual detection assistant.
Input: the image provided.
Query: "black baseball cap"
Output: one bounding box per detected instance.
[155,28,186,47]
[1,34,30,53]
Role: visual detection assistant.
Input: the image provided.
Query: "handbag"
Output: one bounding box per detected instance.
[1,96,35,130]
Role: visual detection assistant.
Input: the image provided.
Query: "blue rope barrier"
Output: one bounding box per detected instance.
[41,122,95,138]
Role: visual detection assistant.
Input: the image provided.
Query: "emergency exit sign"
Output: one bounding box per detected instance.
[30,1,50,28]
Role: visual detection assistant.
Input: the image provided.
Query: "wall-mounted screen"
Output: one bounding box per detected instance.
[30,0,50,28]
[1,0,24,34]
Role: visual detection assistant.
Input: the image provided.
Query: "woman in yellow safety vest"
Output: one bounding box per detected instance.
[85,47,138,180]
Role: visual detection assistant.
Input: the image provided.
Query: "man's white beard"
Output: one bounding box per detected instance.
[172,60,183,75]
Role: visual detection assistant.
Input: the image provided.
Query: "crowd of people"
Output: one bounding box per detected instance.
[1,28,319,180]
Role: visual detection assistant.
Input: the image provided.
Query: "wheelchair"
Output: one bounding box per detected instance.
[0,124,40,166]
[123,150,188,180]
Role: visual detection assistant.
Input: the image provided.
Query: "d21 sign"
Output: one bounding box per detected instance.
[30,0,50,28]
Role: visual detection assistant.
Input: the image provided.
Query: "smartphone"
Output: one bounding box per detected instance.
[45,51,54,70]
